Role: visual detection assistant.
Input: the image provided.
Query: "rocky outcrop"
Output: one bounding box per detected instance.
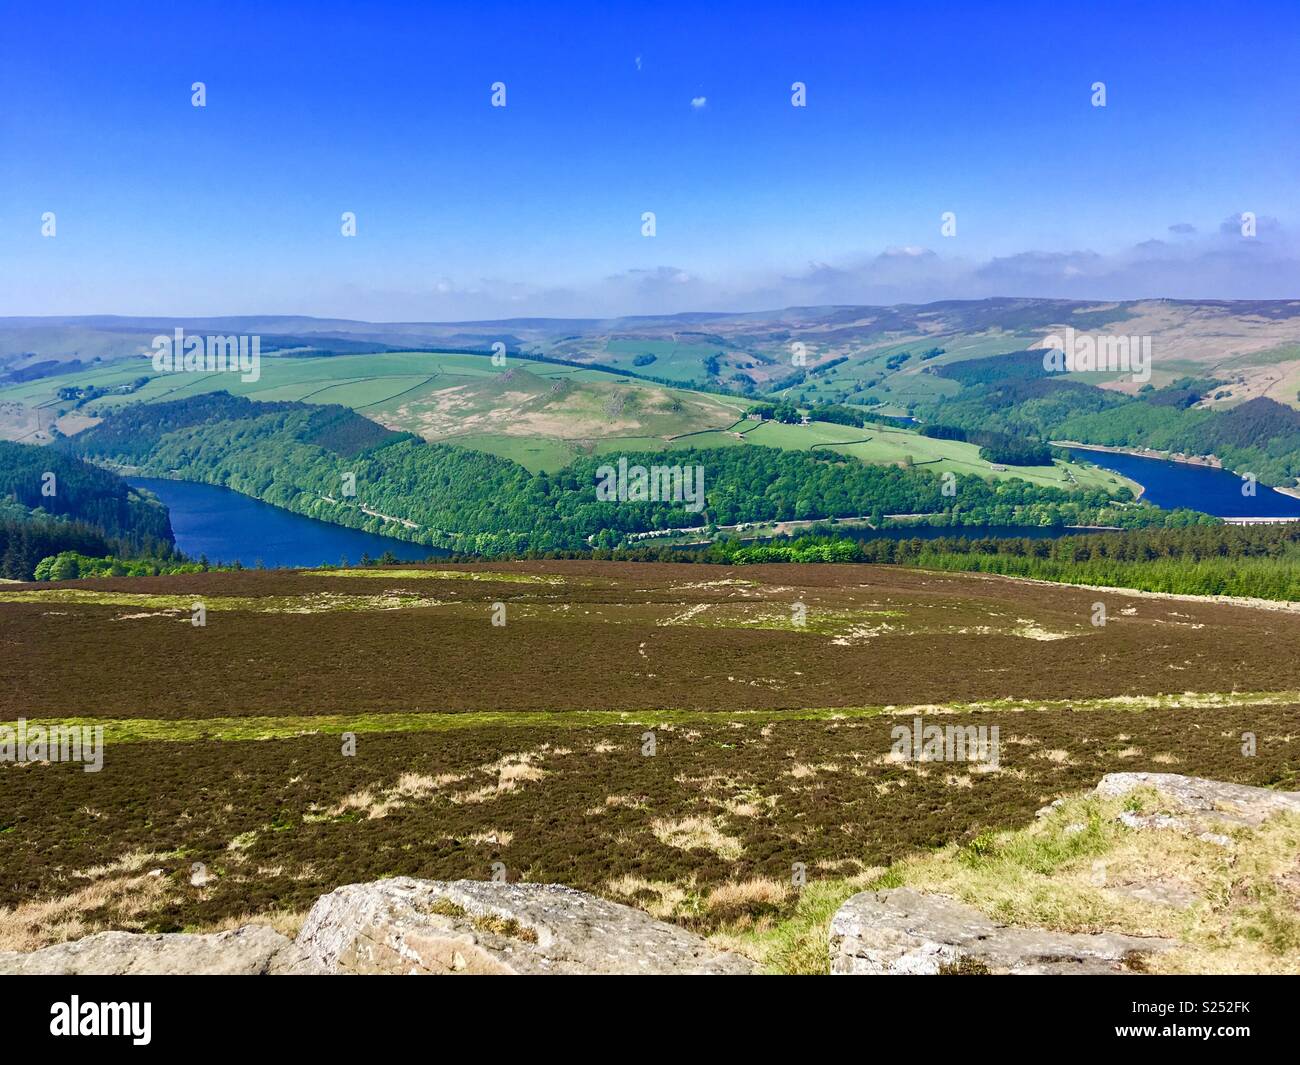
[832,774,1300,975]
[0,878,753,976]
[290,877,754,975]
[829,888,1174,975]
[1095,773,1300,829]
[0,925,290,976]
[6,775,1292,977]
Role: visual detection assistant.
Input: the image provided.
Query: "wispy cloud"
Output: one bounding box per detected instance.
[8,221,1295,321]
[350,220,1298,320]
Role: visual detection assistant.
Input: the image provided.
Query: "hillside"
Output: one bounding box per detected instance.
[8,299,1300,410]
[0,350,747,472]
[60,392,1187,556]
[0,440,176,578]
[367,363,745,470]
[2,560,1297,974]
[9,300,1300,513]
[0,342,1131,495]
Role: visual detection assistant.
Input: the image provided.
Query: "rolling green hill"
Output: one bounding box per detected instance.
[0,351,748,473]
[59,393,1182,557]
[11,298,1300,499]
[0,347,1132,492]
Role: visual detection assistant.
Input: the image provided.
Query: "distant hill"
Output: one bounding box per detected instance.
[8,298,1300,497]
[6,299,1300,410]
[0,350,747,472]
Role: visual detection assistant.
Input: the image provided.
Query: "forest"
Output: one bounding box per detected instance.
[917,352,1300,488]
[0,441,177,578]
[0,440,173,549]
[61,392,1206,557]
[615,523,1300,601]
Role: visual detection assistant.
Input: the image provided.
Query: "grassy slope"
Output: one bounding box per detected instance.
[714,788,1300,975]
[0,350,1134,495]
[0,352,749,473]
[675,418,1137,493]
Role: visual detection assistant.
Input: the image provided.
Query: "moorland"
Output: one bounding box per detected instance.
[2,559,1298,972]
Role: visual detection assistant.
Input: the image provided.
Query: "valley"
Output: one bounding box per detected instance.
[5,0,1297,1003]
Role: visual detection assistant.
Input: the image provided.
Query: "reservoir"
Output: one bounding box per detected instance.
[128,477,442,568]
[133,445,1300,570]
[1064,448,1300,519]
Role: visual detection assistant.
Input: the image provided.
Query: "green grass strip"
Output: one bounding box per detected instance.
[19,690,1299,744]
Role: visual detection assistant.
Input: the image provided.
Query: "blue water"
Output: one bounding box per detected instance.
[129,477,442,568]
[1065,448,1300,518]
[133,447,1300,569]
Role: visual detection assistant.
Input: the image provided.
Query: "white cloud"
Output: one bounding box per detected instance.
[245,223,1300,320]
[8,219,1294,321]
[690,96,707,109]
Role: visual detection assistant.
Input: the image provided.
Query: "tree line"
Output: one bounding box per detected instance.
[62,392,1213,560]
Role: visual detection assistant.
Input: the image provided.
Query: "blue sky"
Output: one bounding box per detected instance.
[1,0,1297,319]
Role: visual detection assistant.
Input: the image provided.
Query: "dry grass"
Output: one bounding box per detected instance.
[606,875,697,920]
[0,850,177,952]
[586,793,650,815]
[452,830,514,847]
[332,770,466,818]
[708,869,880,974]
[453,751,547,804]
[705,877,792,924]
[873,789,1300,975]
[651,815,744,860]
[186,910,307,939]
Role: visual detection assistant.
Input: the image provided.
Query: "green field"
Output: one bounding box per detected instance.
[780,333,1045,408]
[676,418,1138,492]
[599,338,729,383]
[0,352,751,473]
[0,350,1135,492]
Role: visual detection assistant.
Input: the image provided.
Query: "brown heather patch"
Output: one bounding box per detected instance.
[8,561,1300,720]
[2,562,1300,952]
[0,709,1295,940]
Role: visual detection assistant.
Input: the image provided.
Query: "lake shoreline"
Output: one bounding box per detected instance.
[1053,439,1225,471]
[1061,444,1300,520]
[127,476,441,568]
